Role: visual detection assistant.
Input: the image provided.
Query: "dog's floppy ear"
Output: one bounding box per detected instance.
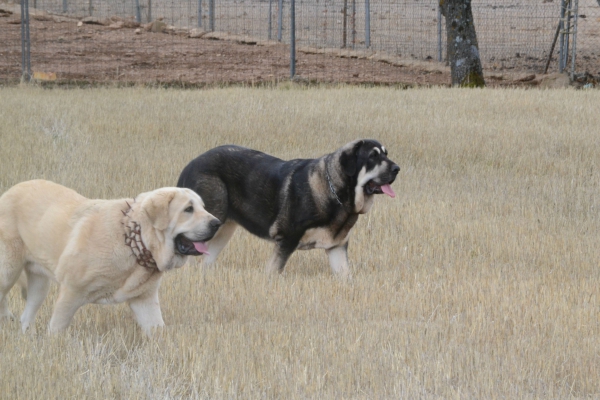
[143,191,176,231]
[339,140,364,176]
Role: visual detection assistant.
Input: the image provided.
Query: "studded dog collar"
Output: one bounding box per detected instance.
[122,201,158,270]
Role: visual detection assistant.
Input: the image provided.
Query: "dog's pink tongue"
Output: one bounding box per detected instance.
[193,242,210,255]
[381,184,396,198]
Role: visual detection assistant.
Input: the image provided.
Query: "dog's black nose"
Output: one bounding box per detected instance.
[210,218,222,230]
[391,164,400,176]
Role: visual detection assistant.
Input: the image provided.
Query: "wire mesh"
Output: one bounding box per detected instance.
[1,0,599,85]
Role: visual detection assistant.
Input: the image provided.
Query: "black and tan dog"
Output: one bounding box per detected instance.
[177,139,399,277]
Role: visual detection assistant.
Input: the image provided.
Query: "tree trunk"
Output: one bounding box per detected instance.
[440,0,485,87]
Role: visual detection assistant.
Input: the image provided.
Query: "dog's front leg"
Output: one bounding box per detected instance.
[326,242,351,278]
[49,285,86,333]
[266,239,298,274]
[128,289,165,336]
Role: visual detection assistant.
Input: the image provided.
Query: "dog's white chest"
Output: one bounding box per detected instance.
[298,227,346,250]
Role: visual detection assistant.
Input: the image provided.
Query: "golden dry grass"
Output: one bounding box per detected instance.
[0,86,599,399]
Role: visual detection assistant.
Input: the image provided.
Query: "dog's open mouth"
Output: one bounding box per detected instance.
[364,180,396,197]
[175,234,210,256]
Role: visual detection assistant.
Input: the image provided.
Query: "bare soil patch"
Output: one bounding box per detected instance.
[0,3,597,87]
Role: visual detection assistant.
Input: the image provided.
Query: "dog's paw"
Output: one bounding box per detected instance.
[142,323,166,338]
[0,310,16,325]
[21,320,33,333]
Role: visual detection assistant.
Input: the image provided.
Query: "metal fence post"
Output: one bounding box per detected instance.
[290,0,295,77]
[351,0,356,49]
[198,0,202,27]
[437,4,442,62]
[342,0,347,48]
[62,0,67,13]
[147,0,152,22]
[268,0,272,40]
[570,0,578,79]
[135,0,141,23]
[20,0,31,82]
[563,13,570,71]
[364,0,370,48]
[209,0,215,31]
[277,0,283,41]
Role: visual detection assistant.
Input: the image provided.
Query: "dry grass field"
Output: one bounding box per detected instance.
[0,86,599,399]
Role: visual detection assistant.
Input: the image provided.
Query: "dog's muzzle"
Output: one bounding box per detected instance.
[364,164,400,197]
[175,218,221,256]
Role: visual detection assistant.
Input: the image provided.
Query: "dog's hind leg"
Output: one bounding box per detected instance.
[326,242,351,278]
[266,240,297,274]
[20,267,51,332]
[204,220,238,265]
[0,238,25,322]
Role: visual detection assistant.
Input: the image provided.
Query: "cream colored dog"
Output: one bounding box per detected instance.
[0,180,220,335]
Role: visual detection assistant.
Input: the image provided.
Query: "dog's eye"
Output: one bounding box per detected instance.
[370,152,378,159]
[184,206,194,213]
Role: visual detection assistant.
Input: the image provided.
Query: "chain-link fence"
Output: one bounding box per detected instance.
[1,0,599,85]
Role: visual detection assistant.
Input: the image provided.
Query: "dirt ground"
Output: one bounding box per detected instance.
[0,3,597,88]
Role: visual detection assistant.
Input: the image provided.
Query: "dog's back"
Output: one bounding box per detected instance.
[0,180,87,266]
[178,145,310,238]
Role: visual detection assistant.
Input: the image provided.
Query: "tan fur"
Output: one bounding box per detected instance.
[0,180,217,335]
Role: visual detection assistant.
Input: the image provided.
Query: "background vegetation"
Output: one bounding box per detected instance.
[0,86,599,398]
